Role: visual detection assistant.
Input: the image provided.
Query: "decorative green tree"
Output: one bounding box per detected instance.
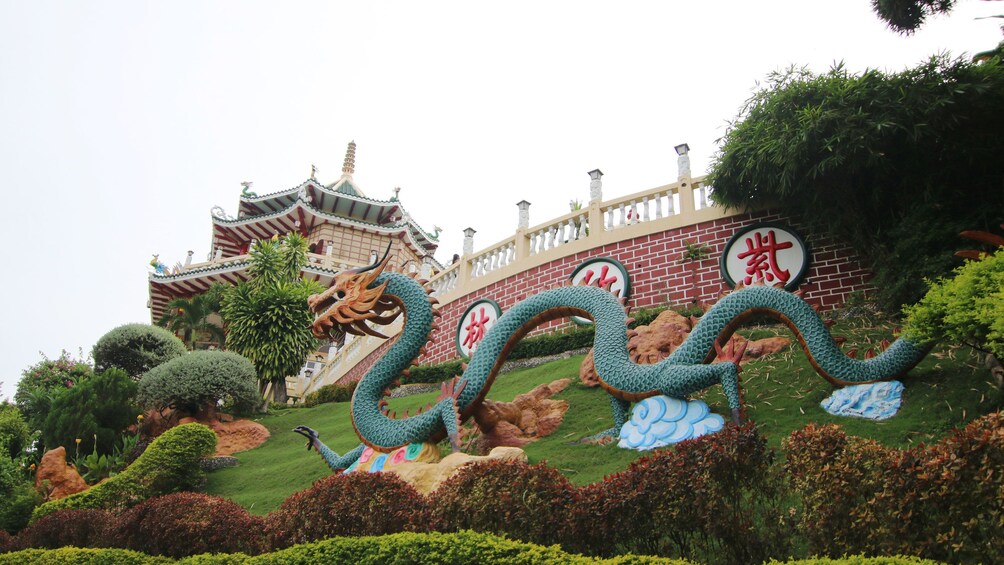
[14,351,93,431]
[221,233,322,407]
[904,248,1004,388]
[156,283,227,350]
[40,368,138,457]
[708,56,1004,311]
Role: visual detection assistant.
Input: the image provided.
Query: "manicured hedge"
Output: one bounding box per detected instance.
[428,460,577,547]
[114,493,267,558]
[302,381,357,407]
[31,424,216,521]
[784,411,1004,564]
[267,471,428,549]
[16,509,115,550]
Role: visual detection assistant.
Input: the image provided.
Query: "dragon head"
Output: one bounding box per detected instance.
[308,245,401,340]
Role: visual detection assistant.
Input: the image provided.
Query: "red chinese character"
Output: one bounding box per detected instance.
[737,230,793,285]
[582,265,619,289]
[462,307,490,352]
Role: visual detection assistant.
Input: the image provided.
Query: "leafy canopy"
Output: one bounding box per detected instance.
[708,55,1004,310]
[156,284,226,350]
[40,368,139,456]
[904,248,1004,359]
[221,233,322,404]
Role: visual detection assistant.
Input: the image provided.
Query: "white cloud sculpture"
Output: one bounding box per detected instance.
[618,396,725,450]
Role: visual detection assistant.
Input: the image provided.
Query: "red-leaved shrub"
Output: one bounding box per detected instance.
[267,471,428,549]
[16,509,115,550]
[427,459,577,548]
[0,529,14,554]
[112,492,267,558]
[572,423,790,564]
[784,411,1004,564]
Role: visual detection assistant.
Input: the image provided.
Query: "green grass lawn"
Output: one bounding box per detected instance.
[206,318,1002,515]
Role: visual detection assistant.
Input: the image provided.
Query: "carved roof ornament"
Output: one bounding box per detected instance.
[342,140,356,178]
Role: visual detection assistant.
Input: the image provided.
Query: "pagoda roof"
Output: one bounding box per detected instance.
[236,178,396,221]
[148,259,347,323]
[211,191,439,258]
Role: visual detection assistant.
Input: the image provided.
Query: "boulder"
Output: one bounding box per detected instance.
[35,447,89,500]
[471,378,571,451]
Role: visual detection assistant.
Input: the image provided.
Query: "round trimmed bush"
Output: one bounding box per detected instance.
[427,460,577,547]
[0,529,12,554]
[113,492,267,557]
[267,472,428,549]
[16,509,115,549]
[93,324,187,378]
[138,351,258,415]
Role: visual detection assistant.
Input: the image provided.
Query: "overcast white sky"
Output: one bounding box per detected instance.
[0,1,999,400]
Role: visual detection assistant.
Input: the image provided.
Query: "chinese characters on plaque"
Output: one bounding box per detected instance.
[455,299,502,358]
[569,258,632,325]
[720,223,809,291]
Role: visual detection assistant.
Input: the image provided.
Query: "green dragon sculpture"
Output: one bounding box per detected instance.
[295,252,930,471]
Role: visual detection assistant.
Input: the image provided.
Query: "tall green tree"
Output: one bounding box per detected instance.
[221,233,322,406]
[708,56,1004,311]
[157,283,227,350]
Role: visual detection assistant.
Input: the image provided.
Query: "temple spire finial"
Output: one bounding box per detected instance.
[341,140,357,178]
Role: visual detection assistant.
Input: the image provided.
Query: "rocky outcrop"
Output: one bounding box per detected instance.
[470,379,571,451]
[177,415,270,457]
[580,310,791,386]
[35,447,89,500]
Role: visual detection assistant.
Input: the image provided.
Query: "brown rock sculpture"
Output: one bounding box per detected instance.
[35,447,89,500]
[388,446,528,495]
[580,309,791,386]
[470,378,571,451]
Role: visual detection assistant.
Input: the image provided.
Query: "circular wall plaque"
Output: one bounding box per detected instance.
[455,298,502,358]
[568,257,631,324]
[720,223,810,291]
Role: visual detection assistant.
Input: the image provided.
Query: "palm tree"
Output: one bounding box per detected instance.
[157,285,226,350]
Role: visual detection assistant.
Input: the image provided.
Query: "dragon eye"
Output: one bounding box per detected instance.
[336,290,346,300]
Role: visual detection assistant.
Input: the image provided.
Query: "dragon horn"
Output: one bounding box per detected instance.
[347,242,393,275]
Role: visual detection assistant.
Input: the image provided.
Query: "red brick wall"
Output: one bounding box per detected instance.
[339,208,874,381]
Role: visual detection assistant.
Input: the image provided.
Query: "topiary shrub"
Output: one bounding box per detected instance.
[0,530,12,554]
[113,492,267,558]
[302,381,357,407]
[31,423,216,521]
[267,471,428,549]
[93,324,187,379]
[571,423,790,564]
[784,412,1004,564]
[40,368,138,457]
[137,351,258,416]
[16,509,115,550]
[428,460,577,548]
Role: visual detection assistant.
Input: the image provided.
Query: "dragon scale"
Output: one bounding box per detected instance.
[300,261,929,471]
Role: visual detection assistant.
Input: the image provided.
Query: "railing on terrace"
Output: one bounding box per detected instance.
[429,173,724,299]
